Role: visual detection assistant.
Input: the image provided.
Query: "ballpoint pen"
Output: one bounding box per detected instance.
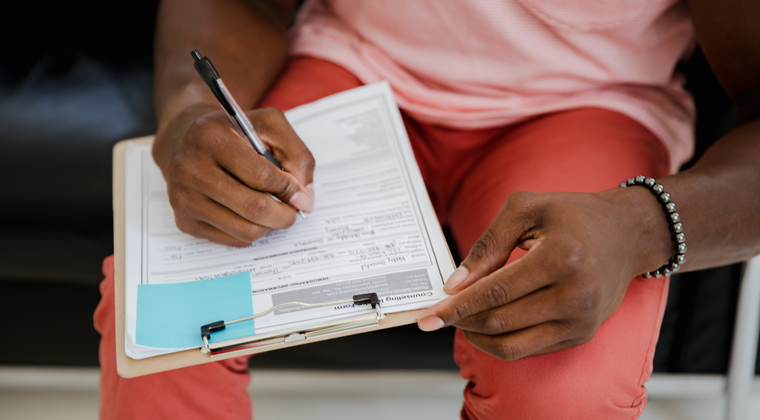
[191,49,306,218]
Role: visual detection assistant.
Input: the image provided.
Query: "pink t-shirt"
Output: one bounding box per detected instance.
[290,0,696,172]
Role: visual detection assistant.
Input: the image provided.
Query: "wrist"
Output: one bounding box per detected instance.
[602,183,674,276]
[156,80,219,132]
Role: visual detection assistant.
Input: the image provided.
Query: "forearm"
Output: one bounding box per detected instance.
[648,119,760,271]
[630,0,760,272]
[154,0,294,127]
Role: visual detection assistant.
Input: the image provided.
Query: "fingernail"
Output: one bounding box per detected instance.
[418,316,445,332]
[289,191,313,212]
[443,267,469,292]
[306,183,314,192]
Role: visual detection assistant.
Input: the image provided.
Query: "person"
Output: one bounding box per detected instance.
[95,0,760,418]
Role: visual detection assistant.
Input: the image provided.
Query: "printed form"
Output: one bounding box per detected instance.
[123,82,455,359]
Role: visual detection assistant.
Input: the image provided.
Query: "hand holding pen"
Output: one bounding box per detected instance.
[192,49,307,219]
[150,50,315,247]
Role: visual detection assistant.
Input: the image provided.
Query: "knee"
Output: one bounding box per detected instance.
[456,333,648,420]
[462,364,647,420]
[94,255,116,335]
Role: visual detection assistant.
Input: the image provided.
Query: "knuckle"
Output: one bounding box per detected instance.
[255,107,287,130]
[168,188,194,214]
[242,196,268,220]
[574,335,593,347]
[282,209,298,228]
[496,340,522,361]
[573,331,595,347]
[571,320,598,345]
[174,216,199,237]
[573,286,599,315]
[563,242,585,271]
[481,281,512,308]
[294,149,316,174]
[469,229,500,262]
[506,190,528,207]
[483,313,513,335]
[187,114,222,144]
[251,161,276,187]
[504,191,545,229]
[277,178,300,201]
[453,304,474,323]
[260,107,285,119]
[551,239,586,277]
[237,226,266,244]
[557,283,599,319]
[505,191,537,212]
[166,156,203,186]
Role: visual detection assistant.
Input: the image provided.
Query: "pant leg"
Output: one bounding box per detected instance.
[95,56,363,419]
[95,256,253,420]
[442,109,671,420]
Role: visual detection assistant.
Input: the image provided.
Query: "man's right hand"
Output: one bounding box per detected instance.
[152,104,315,247]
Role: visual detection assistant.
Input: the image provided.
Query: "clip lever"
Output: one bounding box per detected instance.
[200,292,384,354]
[352,293,380,308]
[201,321,226,351]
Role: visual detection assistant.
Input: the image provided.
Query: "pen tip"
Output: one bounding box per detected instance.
[299,210,306,219]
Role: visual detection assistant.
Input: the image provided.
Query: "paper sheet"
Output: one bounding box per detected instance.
[123,82,454,359]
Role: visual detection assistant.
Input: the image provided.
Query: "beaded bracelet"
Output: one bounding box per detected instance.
[619,175,686,278]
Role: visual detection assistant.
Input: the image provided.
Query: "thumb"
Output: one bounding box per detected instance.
[247,108,316,212]
[444,193,540,294]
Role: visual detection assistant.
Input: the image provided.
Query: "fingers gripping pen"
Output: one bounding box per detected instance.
[191,49,306,218]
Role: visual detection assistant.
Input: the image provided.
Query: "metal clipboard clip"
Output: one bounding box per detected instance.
[199,293,385,357]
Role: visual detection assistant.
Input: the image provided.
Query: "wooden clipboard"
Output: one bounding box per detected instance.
[113,136,447,378]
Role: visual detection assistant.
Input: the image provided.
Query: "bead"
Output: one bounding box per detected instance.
[622,175,686,277]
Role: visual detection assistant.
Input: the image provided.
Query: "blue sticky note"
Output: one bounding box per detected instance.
[136,273,256,349]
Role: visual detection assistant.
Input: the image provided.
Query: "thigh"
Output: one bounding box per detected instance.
[96,56,364,420]
[448,108,671,420]
[95,256,253,420]
[257,55,363,110]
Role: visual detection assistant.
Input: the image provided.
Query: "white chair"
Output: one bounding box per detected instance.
[726,254,760,420]
[646,255,760,420]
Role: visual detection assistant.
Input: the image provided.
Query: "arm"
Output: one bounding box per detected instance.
[416,0,760,360]
[152,0,315,247]
[670,0,760,269]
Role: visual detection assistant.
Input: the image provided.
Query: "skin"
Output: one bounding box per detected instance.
[153,0,307,248]
[154,0,760,361]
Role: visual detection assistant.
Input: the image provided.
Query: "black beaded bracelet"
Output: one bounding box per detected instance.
[619,175,686,278]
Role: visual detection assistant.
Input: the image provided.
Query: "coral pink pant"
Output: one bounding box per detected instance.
[95,56,671,419]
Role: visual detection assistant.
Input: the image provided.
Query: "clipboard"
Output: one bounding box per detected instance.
[113,136,451,378]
